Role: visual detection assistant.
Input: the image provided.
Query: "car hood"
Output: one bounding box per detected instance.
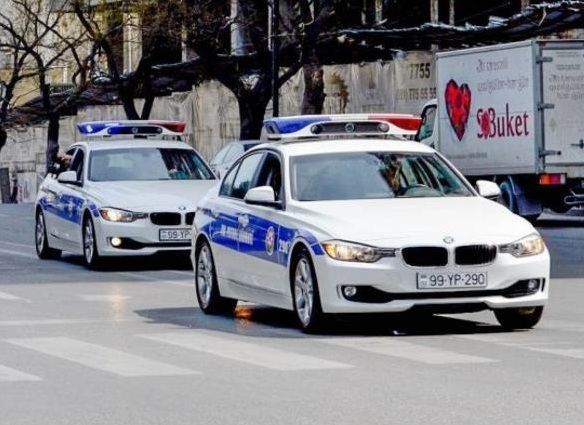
[87,180,217,211]
[292,196,536,246]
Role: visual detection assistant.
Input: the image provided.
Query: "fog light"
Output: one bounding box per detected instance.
[527,279,540,291]
[111,237,122,247]
[343,286,358,298]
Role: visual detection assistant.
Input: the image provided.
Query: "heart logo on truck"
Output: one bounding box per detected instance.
[444,79,472,141]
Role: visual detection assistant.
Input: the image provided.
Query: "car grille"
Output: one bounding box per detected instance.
[401,247,448,267]
[150,212,181,226]
[455,245,497,266]
[185,212,196,225]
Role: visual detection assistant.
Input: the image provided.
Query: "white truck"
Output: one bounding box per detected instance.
[417,39,584,220]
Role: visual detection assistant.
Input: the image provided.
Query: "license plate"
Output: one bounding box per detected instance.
[417,272,488,290]
[159,228,192,242]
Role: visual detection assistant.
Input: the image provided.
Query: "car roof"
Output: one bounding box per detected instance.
[251,138,435,157]
[72,140,194,151]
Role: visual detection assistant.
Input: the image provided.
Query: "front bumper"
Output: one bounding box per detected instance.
[313,249,550,314]
[95,218,191,256]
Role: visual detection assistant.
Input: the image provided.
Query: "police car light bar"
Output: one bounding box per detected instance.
[77,120,186,137]
[263,114,422,140]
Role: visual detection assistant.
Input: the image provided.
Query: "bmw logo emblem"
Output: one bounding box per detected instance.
[178,205,186,211]
[443,236,455,244]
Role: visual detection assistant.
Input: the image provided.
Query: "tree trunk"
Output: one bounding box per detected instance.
[141,94,155,120]
[45,114,60,174]
[301,63,325,114]
[238,94,269,140]
[0,127,6,155]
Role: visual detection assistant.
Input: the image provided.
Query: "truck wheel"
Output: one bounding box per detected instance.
[494,306,543,330]
[524,214,541,224]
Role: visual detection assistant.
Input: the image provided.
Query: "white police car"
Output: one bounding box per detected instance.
[35,121,216,268]
[191,114,550,332]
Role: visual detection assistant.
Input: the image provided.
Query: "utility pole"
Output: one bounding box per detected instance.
[271,0,280,117]
[449,0,455,25]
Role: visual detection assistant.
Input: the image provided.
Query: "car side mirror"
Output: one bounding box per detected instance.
[476,180,500,200]
[244,186,282,209]
[57,170,81,186]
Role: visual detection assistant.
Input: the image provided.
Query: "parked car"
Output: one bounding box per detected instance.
[35,120,216,268]
[209,140,262,178]
[191,115,550,332]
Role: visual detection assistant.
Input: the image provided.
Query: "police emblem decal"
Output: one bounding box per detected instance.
[265,226,276,256]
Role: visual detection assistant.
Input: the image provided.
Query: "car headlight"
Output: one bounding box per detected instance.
[499,234,546,257]
[321,240,396,263]
[99,208,147,223]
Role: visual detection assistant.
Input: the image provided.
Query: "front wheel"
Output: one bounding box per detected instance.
[195,241,237,315]
[292,250,326,333]
[494,306,544,330]
[35,210,61,259]
[83,216,103,269]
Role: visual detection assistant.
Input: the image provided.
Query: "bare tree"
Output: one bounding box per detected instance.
[0,0,89,168]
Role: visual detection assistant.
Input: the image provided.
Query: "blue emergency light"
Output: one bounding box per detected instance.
[263,114,422,139]
[77,120,186,137]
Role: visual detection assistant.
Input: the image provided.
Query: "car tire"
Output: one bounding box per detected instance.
[494,306,544,330]
[35,209,61,260]
[195,241,237,315]
[82,215,103,269]
[291,248,326,333]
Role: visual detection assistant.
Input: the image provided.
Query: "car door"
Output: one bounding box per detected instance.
[44,147,77,244]
[56,148,87,249]
[235,151,288,300]
[208,152,264,290]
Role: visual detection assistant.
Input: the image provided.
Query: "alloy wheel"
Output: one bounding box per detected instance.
[197,245,213,309]
[294,258,314,327]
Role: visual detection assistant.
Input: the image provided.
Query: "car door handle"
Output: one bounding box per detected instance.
[238,214,249,228]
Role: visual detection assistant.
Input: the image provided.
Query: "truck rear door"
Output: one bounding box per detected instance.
[541,43,584,166]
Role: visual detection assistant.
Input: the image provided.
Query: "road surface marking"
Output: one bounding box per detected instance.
[116,272,192,287]
[458,334,584,359]
[320,337,496,365]
[0,291,30,302]
[0,240,35,249]
[79,294,132,302]
[141,331,352,371]
[0,364,41,382]
[6,337,199,377]
[0,248,36,260]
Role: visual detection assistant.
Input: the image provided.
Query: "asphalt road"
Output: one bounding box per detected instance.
[0,203,583,425]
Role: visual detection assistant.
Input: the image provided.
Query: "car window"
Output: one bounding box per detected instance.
[416,105,436,141]
[255,153,283,202]
[88,148,214,181]
[230,153,264,199]
[291,152,473,201]
[68,149,85,182]
[219,162,239,197]
[225,144,245,163]
[212,144,232,165]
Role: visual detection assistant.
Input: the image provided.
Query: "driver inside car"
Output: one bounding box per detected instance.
[382,154,403,193]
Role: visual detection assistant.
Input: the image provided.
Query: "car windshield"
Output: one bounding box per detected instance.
[291,151,473,201]
[89,148,214,181]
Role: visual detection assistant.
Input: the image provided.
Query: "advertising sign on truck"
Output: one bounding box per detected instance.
[418,40,584,220]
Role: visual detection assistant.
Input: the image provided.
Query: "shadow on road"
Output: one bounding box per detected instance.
[58,252,192,272]
[134,305,516,338]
